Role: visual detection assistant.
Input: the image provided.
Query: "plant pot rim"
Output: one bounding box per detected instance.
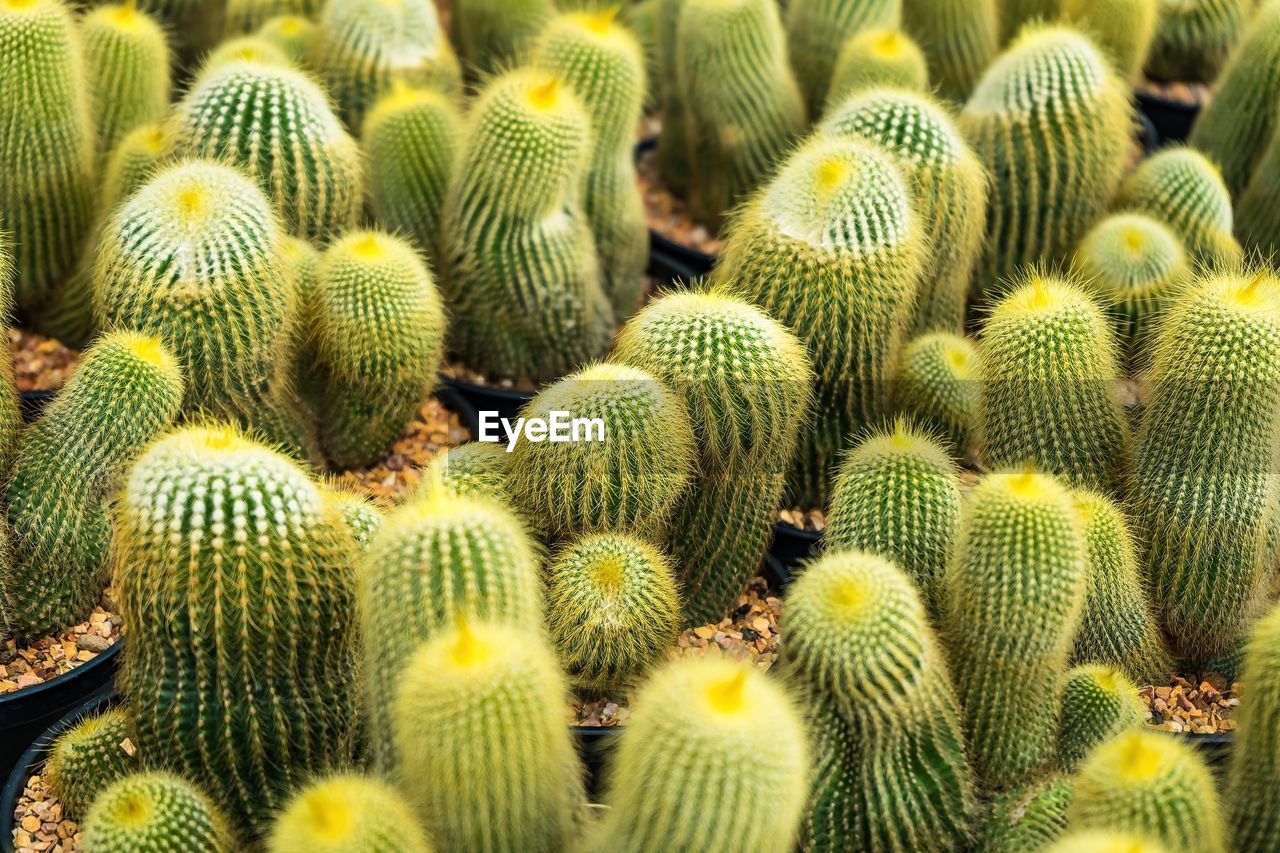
[633,137,717,278]
[0,642,120,717]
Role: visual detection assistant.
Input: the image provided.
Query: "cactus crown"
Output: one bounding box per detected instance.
[101,122,170,207]
[823,88,969,171]
[363,78,453,134]
[967,25,1117,116]
[202,36,291,73]
[84,772,233,851]
[268,774,432,853]
[1077,213,1187,299]
[1113,147,1235,236]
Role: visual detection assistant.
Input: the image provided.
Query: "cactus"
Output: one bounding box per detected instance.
[201,34,292,72]
[0,0,96,314]
[114,425,359,832]
[1057,664,1144,771]
[81,1,170,160]
[451,0,554,76]
[1068,729,1226,851]
[1145,0,1251,82]
[613,288,813,625]
[267,774,434,853]
[356,488,542,772]
[1112,146,1242,269]
[312,0,460,130]
[1046,831,1165,853]
[361,81,460,267]
[1070,489,1173,683]
[531,9,649,318]
[83,772,234,853]
[1063,0,1157,81]
[676,0,806,229]
[308,231,445,468]
[47,708,140,819]
[784,0,902,117]
[441,69,613,382]
[785,550,975,852]
[941,469,1087,788]
[1130,270,1280,663]
[93,160,318,464]
[4,333,184,639]
[393,619,582,852]
[893,333,979,458]
[225,0,318,34]
[719,135,924,505]
[171,59,362,243]
[589,657,809,853]
[415,442,512,502]
[960,26,1131,298]
[507,362,696,540]
[545,532,680,694]
[325,487,382,546]
[822,87,987,336]
[133,0,223,60]
[902,0,997,100]
[100,123,170,209]
[1226,601,1280,850]
[825,422,962,622]
[825,29,929,111]
[975,775,1074,852]
[1234,128,1280,258]
[1073,213,1190,367]
[977,272,1130,492]
[1190,2,1280,197]
[256,14,318,66]
[654,0,690,195]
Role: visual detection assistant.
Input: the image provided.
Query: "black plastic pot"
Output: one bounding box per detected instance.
[1135,109,1160,154]
[1179,731,1233,777]
[770,520,822,569]
[17,390,55,424]
[634,138,717,280]
[440,375,532,426]
[434,382,481,438]
[1136,91,1200,146]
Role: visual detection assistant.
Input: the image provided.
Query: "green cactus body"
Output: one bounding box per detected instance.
[81,2,170,159]
[1234,129,1280,258]
[356,488,542,772]
[823,87,987,337]
[267,774,435,853]
[100,123,170,209]
[312,0,460,130]
[1112,146,1242,269]
[256,14,318,66]
[114,426,358,832]
[1045,831,1165,853]
[0,0,96,313]
[941,469,1087,788]
[590,658,809,853]
[977,273,1130,492]
[1057,664,1144,771]
[83,772,234,853]
[47,707,140,818]
[960,26,1131,299]
[451,0,554,76]
[325,488,382,546]
[1070,489,1173,683]
[1063,0,1157,81]
[1002,0,1064,42]
[902,0,997,100]
[134,0,223,60]
[225,0,317,34]
[654,0,690,195]
[200,34,292,72]
[4,333,184,639]
[719,135,924,505]
[394,620,582,853]
[1145,0,1251,82]
[545,532,680,694]
[1226,602,1280,850]
[676,0,806,230]
[893,333,979,458]
[309,231,445,468]
[1190,2,1280,197]
[415,442,512,502]
[0,229,18,488]
[1073,213,1190,367]
[784,0,902,118]
[507,362,696,540]
[171,59,362,243]
[1130,271,1280,663]
[825,423,962,622]
[785,550,975,852]
[93,160,317,463]
[613,289,813,625]
[362,82,459,267]
[974,775,1074,852]
[1068,729,1226,851]
[532,10,649,318]
[825,29,928,111]
[441,69,613,382]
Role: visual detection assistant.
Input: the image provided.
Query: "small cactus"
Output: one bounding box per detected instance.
[1057,664,1144,771]
[1045,831,1166,853]
[825,29,929,111]
[450,0,554,76]
[415,442,512,503]
[200,34,292,72]
[975,775,1074,852]
[83,772,234,853]
[1062,0,1158,81]
[100,123,171,210]
[225,0,318,35]
[46,707,140,818]
[902,0,998,100]
[1226,601,1280,850]
[81,1,171,158]
[893,332,979,458]
[325,487,382,546]
[1145,0,1251,83]
[267,774,434,853]
[784,0,902,117]
[256,14,318,66]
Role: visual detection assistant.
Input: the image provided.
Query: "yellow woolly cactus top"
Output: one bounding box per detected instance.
[965,25,1115,116]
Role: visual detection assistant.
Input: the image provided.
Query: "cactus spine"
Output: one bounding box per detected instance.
[1057,664,1144,771]
[47,707,140,818]
[451,0,554,76]
[256,14,318,66]
[960,26,1130,298]
[1226,601,1280,850]
[825,29,929,110]
[267,774,434,853]
[1145,0,1251,82]
[394,620,582,852]
[83,772,235,853]
[613,289,812,624]
[894,333,979,458]
[114,426,359,832]
[81,1,170,158]
[902,0,997,100]
[590,658,809,853]
[941,469,1087,788]
[719,135,924,505]
[975,775,1074,852]
[416,442,512,503]
[1063,0,1158,81]
[784,0,902,117]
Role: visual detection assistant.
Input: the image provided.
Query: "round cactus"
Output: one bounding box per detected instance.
[1226,601,1280,849]
[1145,0,1251,83]
[785,0,902,117]
[100,122,170,209]
[225,0,317,35]
[393,620,582,852]
[1045,831,1166,853]
[47,707,140,818]
[902,0,997,101]
[414,442,512,503]
[975,775,1074,852]
[256,14,318,66]
[893,332,979,458]
[81,1,170,158]
[450,0,554,76]
[589,657,809,853]
[1063,0,1158,81]
[825,29,929,111]
[83,772,235,853]
[324,487,382,546]
[267,774,434,853]
[1058,664,1145,771]
[200,34,292,73]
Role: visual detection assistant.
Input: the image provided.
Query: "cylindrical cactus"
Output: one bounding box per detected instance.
[977,272,1130,493]
[784,0,902,117]
[902,0,997,100]
[4,333,184,639]
[46,707,140,818]
[267,774,434,853]
[256,14,318,66]
[654,0,690,195]
[1068,729,1226,851]
[81,1,171,158]
[785,550,975,852]
[613,288,813,625]
[893,332,979,458]
[975,775,1074,852]
[1057,664,1144,771]
[589,657,809,853]
[114,425,359,832]
[960,25,1131,299]
[393,620,582,852]
[450,0,554,76]
[308,231,445,468]
[941,468,1087,788]
[100,122,170,210]
[1145,0,1252,83]
[718,135,924,505]
[1226,601,1280,850]
[545,532,680,694]
[356,488,543,772]
[225,0,317,34]
[1130,270,1280,663]
[825,29,928,111]
[1062,0,1157,81]
[822,87,987,336]
[1235,129,1280,258]
[83,772,234,853]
